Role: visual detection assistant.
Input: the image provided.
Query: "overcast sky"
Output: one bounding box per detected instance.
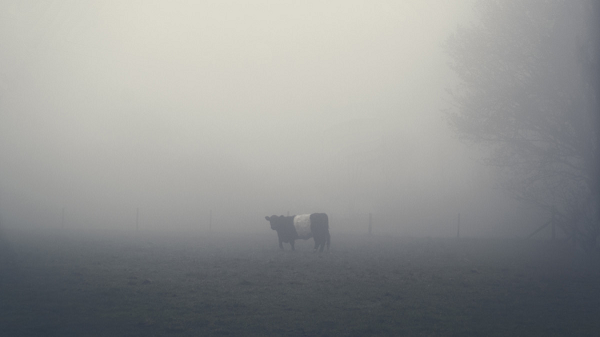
[0,1,535,236]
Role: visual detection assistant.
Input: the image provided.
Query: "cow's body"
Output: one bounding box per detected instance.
[265,213,330,252]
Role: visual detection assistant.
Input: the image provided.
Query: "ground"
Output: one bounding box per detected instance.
[1,228,600,336]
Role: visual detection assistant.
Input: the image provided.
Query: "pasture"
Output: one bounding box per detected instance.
[1,228,600,336]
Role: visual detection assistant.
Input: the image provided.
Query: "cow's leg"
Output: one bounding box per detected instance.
[279,239,284,250]
[314,237,324,252]
[290,240,295,251]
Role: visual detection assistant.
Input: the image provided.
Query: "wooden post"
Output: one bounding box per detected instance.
[209,209,212,232]
[62,207,65,229]
[136,208,139,231]
[551,206,556,241]
[457,213,460,239]
[368,213,372,235]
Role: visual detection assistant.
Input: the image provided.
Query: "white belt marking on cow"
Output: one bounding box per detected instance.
[293,214,312,239]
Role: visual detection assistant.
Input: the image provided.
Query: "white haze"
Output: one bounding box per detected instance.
[0,1,535,237]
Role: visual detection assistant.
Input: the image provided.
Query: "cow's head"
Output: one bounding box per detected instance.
[265,215,281,230]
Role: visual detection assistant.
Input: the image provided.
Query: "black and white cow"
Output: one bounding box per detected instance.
[265,213,330,252]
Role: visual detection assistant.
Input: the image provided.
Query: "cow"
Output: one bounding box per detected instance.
[265,213,330,252]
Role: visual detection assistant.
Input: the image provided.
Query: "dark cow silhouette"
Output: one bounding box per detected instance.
[265,213,330,252]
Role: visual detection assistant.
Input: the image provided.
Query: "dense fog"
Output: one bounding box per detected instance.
[0,1,576,238]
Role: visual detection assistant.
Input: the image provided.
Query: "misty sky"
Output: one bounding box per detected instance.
[0,1,531,236]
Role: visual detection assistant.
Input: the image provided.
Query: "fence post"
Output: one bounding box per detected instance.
[457,213,460,239]
[551,206,556,241]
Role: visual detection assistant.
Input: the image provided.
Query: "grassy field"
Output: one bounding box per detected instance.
[1,228,600,336]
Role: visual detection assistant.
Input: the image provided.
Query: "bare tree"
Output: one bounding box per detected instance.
[446,0,599,247]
